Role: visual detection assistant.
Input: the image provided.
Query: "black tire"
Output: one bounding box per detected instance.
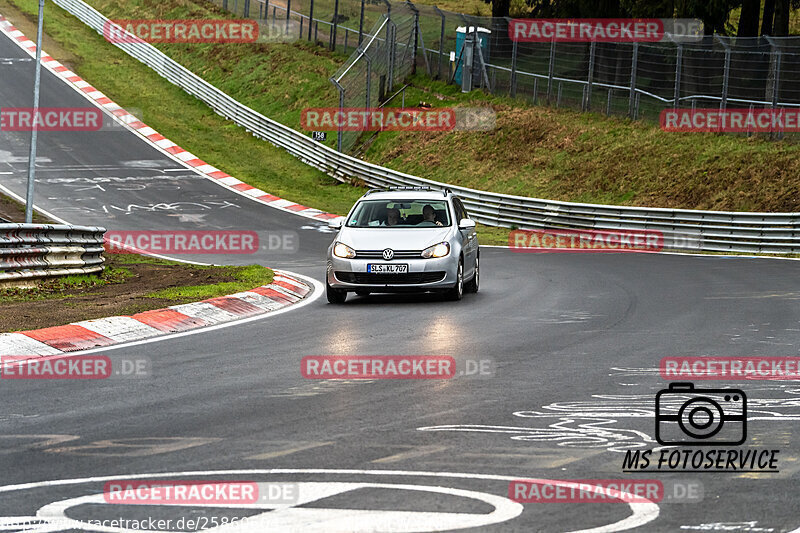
[355,289,371,296]
[326,280,347,304]
[445,259,464,301]
[465,254,479,293]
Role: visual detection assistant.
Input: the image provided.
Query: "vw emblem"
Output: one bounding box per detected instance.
[382,248,394,261]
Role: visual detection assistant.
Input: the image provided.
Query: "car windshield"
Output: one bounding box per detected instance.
[346,199,452,228]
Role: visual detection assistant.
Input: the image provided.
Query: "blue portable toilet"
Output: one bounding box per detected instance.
[454,26,491,85]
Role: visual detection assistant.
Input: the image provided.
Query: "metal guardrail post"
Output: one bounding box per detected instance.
[717,35,731,110]
[307,0,314,40]
[674,42,683,107]
[583,40,595,111]
[434,6,445,80]
[363,48,372,107]
[764,36,782,140]
[25,0,45,224]
[606,88,612,116]
[285,0,291,35]
[508,17,517,98]
[628,41,638,118]
[358,0,365,45]
[223,0,228,10]
[406,0,419,75]
[383,1,394,92]
[331,0,339,51]
[243,0,250,18]
[331,78,345,151]
[547,37,555,102]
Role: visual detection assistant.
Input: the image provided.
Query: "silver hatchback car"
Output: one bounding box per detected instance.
[326,187,480,303]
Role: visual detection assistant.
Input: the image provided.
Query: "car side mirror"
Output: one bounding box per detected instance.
[458,218,476,230]
[328,218,343,229]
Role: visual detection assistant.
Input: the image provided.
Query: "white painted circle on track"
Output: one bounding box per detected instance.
[0,469,659,532]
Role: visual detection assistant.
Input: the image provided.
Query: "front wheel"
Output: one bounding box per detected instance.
[326,280,347,304]
[465,254,479,293]
[445,259,464,301]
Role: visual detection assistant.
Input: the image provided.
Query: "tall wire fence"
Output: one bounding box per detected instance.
[209,0,800,149]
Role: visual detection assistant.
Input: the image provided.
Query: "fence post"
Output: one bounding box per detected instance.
[331,0,339,51]
[606,88,612,116]
[628,42,638,118]
[383,1,395,91]
[556,81,562,108]
[765,36,782,140]
[331,78,345,151]
[285,0,291,34]
[583,40,595,111]
[308,0,314,41]
[716,35,731,110]
[359,0,365,45]
[673,41,683,108]
[363,49,372,107]
[547,37,555,102]
[434,7,446,80]
[406,0,419,75]
[223,0,228,11]
[243,0,250,17]
[261,0,266,20]
[508,17,517,98]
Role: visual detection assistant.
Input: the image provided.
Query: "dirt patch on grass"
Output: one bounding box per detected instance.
[0,193,53,223]
[0,255,265,332]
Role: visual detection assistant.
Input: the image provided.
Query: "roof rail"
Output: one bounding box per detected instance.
[364,186,452,196]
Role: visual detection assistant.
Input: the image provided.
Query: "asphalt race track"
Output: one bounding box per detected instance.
[2,27,800,533]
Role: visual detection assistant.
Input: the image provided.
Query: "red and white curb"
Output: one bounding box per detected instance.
[0,271,310,355]
[0,14,345,226]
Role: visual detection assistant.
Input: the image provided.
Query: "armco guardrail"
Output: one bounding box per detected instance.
[50,0,800,254]
[0,224,106,281]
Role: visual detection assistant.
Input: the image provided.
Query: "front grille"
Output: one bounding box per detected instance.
[354,250,423,259]
[335,271,446,284]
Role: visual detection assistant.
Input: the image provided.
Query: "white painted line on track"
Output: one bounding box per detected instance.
[0,468,659,533]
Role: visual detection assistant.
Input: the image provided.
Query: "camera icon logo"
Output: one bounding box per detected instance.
[655,382,747,446]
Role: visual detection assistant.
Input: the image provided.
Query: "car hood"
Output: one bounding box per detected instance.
[339,227,453,250]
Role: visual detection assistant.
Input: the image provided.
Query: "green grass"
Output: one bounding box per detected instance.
[146,263,273,300]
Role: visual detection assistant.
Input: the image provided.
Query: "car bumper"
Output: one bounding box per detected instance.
[327,256,458,292]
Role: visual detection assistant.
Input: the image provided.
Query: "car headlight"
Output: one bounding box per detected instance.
[422,242,450,258]
[333,242,356,259]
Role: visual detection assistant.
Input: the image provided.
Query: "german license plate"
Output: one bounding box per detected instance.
[367,264,408,273]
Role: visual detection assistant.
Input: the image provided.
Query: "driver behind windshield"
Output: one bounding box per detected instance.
[421,204,444,226]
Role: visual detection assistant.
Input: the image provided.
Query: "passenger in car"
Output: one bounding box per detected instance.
[386,208,401,226]
[422,204,444,226]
